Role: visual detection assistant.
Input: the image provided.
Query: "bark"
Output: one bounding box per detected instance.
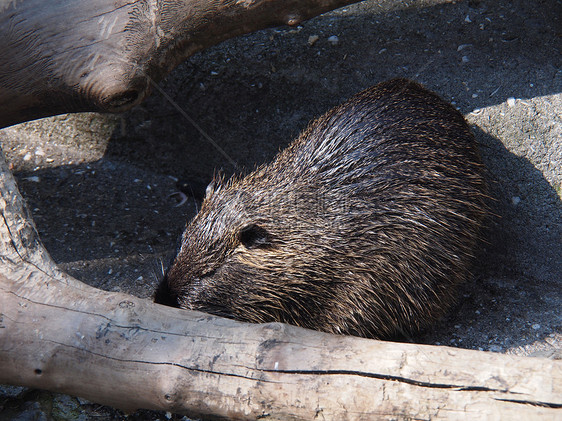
[0,0,363,128]
[0,149,560,419]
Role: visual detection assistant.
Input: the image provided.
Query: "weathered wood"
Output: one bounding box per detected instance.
[0,0,363,127]
[0,149,560,419]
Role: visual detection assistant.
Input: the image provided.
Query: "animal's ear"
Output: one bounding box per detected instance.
[238,224,271,249]
[205,179,218,199]
[205,170,224,199]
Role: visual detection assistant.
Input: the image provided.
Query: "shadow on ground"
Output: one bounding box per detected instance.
[103,0,561,189]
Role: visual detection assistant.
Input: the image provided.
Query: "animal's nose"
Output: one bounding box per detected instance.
[153,276,179,307]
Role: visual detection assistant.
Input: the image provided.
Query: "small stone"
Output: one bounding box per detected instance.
[462,56,469,63]
[457,44,472,51]
[512,196,521,206]
[489,345,502,352]
[308,35,319,46]
[507,97,516,107]
[0,385,26,398]
[327,35,339,45]
[532,324,541,330]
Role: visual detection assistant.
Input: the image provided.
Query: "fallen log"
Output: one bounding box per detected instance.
[0,0,362,128]
[0,149,560,419]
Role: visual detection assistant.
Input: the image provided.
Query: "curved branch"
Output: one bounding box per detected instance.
[0,0,362,127]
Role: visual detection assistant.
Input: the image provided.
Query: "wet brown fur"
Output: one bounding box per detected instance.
[155,78,488,339]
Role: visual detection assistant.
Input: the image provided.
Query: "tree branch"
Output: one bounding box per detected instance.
[0,0,363,127]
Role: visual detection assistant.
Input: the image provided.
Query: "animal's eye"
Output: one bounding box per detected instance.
[239,224,271,249]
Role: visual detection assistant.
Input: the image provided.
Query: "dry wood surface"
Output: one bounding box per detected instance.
[0,0,361,127]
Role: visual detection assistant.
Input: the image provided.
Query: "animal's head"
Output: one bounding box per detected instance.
[154,169,357,332]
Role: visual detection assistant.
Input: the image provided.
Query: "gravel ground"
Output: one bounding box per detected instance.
[0,0,560,419]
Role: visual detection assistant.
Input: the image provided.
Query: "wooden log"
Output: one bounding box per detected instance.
[0,150,560,418]
[0,0,363,128]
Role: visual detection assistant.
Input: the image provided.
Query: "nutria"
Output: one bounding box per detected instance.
[154,78,488,339]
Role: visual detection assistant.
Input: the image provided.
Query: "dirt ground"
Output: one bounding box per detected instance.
[1,0,560,419]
